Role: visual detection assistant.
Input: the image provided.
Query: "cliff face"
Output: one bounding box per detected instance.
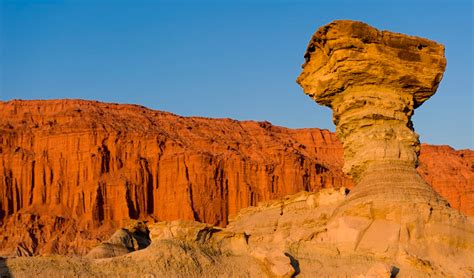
[418,145,474,215]
[0,99,472,255]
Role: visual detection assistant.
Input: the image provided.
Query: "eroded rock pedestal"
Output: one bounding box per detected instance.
[297,20,474,275]
[297,20,446,202]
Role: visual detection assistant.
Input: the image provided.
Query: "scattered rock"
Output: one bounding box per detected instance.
[86,220,150,259]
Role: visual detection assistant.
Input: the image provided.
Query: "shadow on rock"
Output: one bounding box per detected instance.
[0,257,11,278]
[284,252,300,277]
[86,220,151,259]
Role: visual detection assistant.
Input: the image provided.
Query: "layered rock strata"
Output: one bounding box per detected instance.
[3,189,473,277]
[0,99,473,256]
[297,20,448,205]
[0,99,347,255]
[297,19,474,274]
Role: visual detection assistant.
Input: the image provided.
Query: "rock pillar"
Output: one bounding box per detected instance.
[297,20,447,205]
[295,21,474,271]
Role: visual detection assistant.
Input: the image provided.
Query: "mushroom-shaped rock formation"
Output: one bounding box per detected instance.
[297,20,448,206]
[297,20,474,273]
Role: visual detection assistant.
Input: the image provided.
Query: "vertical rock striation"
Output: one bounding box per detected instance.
[0,100,348,255]
[0,99,472,256]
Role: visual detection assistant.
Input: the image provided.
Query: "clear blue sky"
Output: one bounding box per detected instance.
[1,0,472,149]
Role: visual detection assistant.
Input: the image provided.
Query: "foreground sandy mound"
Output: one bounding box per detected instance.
[2,187,473,277]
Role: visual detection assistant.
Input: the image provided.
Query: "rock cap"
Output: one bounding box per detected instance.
[297,20,446,108]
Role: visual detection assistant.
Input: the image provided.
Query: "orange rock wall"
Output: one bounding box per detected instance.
[0,100,472,255]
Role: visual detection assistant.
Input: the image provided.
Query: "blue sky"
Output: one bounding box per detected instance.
[1,0,472,149]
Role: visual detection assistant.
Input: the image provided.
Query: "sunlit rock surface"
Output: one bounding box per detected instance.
[297,19,474,276]
[0,20,473,277]
[0,100,472,256]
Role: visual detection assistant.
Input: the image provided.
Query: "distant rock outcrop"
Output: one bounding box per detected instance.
[0,98,473,256]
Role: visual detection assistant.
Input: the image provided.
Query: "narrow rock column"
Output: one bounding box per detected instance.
[297,20,447,205]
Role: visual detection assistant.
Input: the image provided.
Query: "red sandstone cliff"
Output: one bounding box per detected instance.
[0,100,472,255]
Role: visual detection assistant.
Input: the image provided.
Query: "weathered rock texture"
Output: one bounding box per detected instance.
[297,19,447,203]
[0,99,473,256]
[3,189,473,277]
[296,19,474,276]
[0,99,347,256]
[418,145,474,214]
[86,220,150,259]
